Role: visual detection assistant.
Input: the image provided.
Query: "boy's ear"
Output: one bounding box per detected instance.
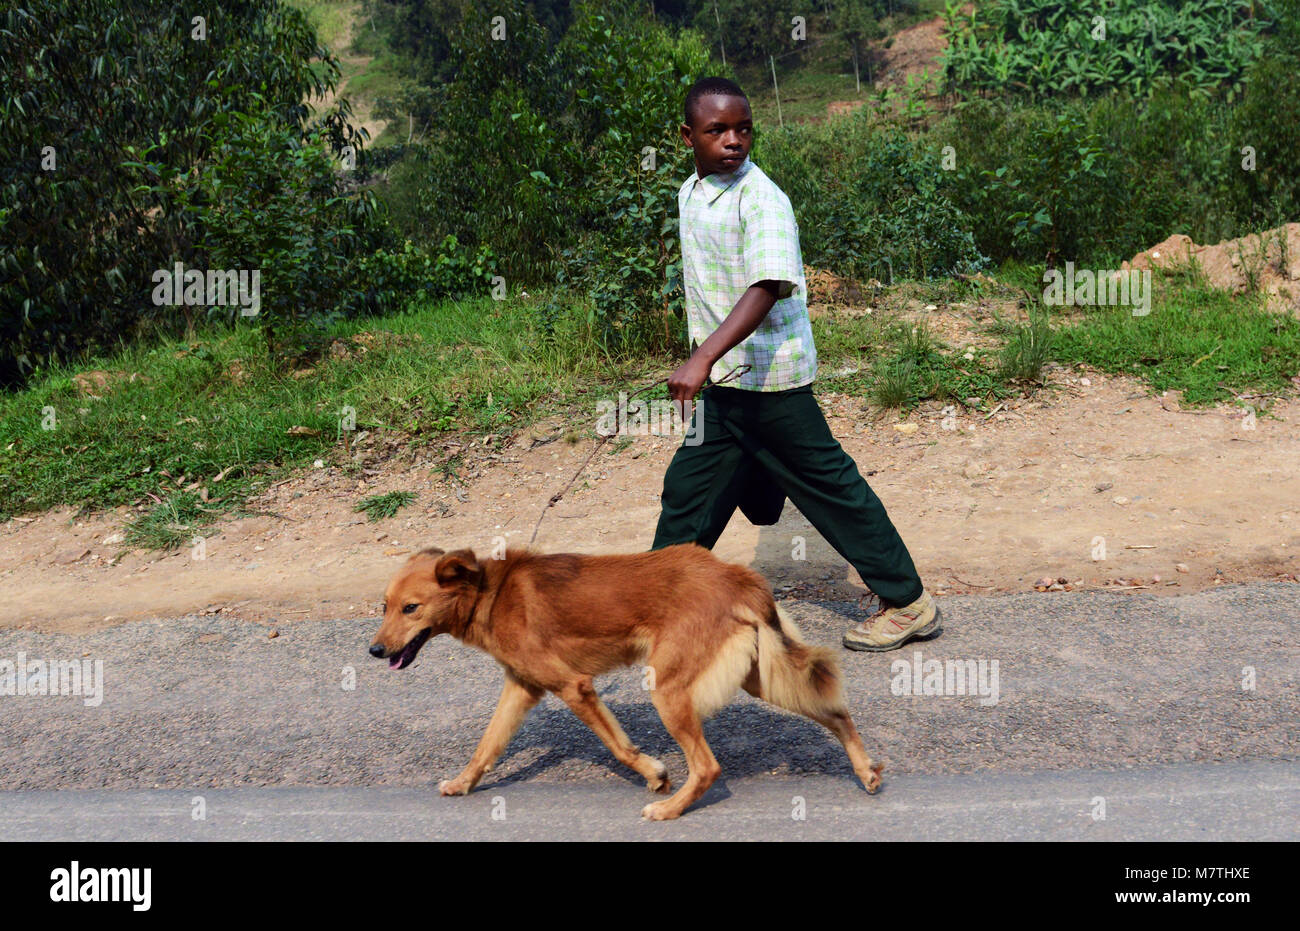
[435,549,481,587]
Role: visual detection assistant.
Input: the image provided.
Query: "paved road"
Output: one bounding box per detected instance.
[2,762,1296,841]
[2,583,1296,840]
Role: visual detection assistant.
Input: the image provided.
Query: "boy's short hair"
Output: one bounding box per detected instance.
[684,76,748,127]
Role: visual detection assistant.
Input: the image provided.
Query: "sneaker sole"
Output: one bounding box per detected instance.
[842,607,944,652]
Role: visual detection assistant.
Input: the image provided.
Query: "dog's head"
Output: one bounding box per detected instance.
[369,547,483,669]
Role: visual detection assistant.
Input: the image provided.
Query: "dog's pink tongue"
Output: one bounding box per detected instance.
[389,656,401,670]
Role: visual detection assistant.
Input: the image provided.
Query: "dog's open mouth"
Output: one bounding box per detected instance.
[389,628,432,670]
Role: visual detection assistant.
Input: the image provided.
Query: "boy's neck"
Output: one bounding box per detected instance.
[694,155,747,180]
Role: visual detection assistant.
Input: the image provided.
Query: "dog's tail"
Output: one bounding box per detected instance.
[754,604,845,718]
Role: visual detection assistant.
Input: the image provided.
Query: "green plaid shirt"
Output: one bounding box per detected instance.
[679,155,817,391]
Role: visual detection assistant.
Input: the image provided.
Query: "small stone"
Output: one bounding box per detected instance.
[1095,482,1113,493]
[314,459,325,468]
[268,630,279,639]
[1080,377,1091,386]
[1152,574,1161,582]
[1113,496,1130,506]
[56,547,91,565]
[893,423,919,436]
[925,304,938,311]
[1176,563,1189,573]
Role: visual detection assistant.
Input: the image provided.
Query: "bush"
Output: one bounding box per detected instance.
[356,236,499,313]
[0,0,374,387]
[941,0,1271,99]
[757,110,987,281]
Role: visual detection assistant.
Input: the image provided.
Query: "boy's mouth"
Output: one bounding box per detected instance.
[719,154,742,167]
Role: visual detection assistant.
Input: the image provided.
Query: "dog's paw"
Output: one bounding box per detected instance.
[646,760,672,794]
[862,763,884,794]
[641,800,682,821]
[439,777,473,796]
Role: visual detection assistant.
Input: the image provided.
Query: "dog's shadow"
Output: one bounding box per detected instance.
[482,696,861,811]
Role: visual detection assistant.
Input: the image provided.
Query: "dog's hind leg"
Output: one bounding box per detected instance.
[641,688,721,821]
[558,678,671,793]
[741,665,883,793]
[440,672,544,796]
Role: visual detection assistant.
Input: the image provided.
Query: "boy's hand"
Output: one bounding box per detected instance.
[668,353,713,406]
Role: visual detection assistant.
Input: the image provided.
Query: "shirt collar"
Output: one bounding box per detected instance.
[688,156,753,202]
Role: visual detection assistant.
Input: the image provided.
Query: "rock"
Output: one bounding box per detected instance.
[1176,563,1189,573]
[893,423,919,436]
[56,547,91,565]
[1113,496,1130,506]
[1094,482,1113,493]
[267,629,279,639]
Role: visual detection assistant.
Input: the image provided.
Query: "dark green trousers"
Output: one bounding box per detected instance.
[651,383,925,608]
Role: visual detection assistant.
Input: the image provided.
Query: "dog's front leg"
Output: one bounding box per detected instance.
[440,672,543,796]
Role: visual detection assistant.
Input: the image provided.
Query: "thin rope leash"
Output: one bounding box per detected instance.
[527,364,751,546]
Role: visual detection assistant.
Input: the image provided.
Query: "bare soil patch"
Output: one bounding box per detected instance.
[4,358,1297,634]
[1121,224,1300,316]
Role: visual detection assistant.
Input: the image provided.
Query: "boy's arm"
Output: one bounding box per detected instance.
[667,280,781,402]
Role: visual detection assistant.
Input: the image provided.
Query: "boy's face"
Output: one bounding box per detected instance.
[681,94,753,178]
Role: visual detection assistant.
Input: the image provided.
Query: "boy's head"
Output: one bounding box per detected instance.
[681,77,752,178]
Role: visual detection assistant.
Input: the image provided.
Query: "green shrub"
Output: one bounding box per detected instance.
[758,111,987,281]
[0,0,374,387]
[941,0,1271,99]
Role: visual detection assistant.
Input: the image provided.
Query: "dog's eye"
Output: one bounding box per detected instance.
[402,603,418,614]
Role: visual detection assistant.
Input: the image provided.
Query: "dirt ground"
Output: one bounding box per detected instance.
[306,2,389,145]
[827,10,949,118]
[1122,225,1300,316]
[4,353,1298,634]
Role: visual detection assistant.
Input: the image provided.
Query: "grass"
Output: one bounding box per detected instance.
[0,289,663,536]
[287,0,355,51]
[355,490,416,522]
[1050,275,1300,405]
[3,265,1295,544]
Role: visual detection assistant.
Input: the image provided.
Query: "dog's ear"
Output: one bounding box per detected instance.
[434,549,481,587]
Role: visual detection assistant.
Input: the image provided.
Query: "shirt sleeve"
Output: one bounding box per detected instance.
[739,184,801,299]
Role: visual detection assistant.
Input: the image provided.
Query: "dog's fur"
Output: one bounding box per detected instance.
[370,542,883,820]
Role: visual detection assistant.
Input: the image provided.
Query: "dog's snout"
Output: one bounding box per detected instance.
[368,643,386,658]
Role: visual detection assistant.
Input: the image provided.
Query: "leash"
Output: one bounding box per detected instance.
[527,364,751,546]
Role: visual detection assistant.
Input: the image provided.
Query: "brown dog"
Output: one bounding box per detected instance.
[369,542,883,820]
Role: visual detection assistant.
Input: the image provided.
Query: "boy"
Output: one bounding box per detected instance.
[650,77,941,652]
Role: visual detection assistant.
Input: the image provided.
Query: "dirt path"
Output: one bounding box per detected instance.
[307,2,388,144]
[827,11,949,118]
[3,362,1297,634]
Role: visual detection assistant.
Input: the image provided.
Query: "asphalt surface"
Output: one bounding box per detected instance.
[3,763,1295,840]
[2,583,1297,840]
